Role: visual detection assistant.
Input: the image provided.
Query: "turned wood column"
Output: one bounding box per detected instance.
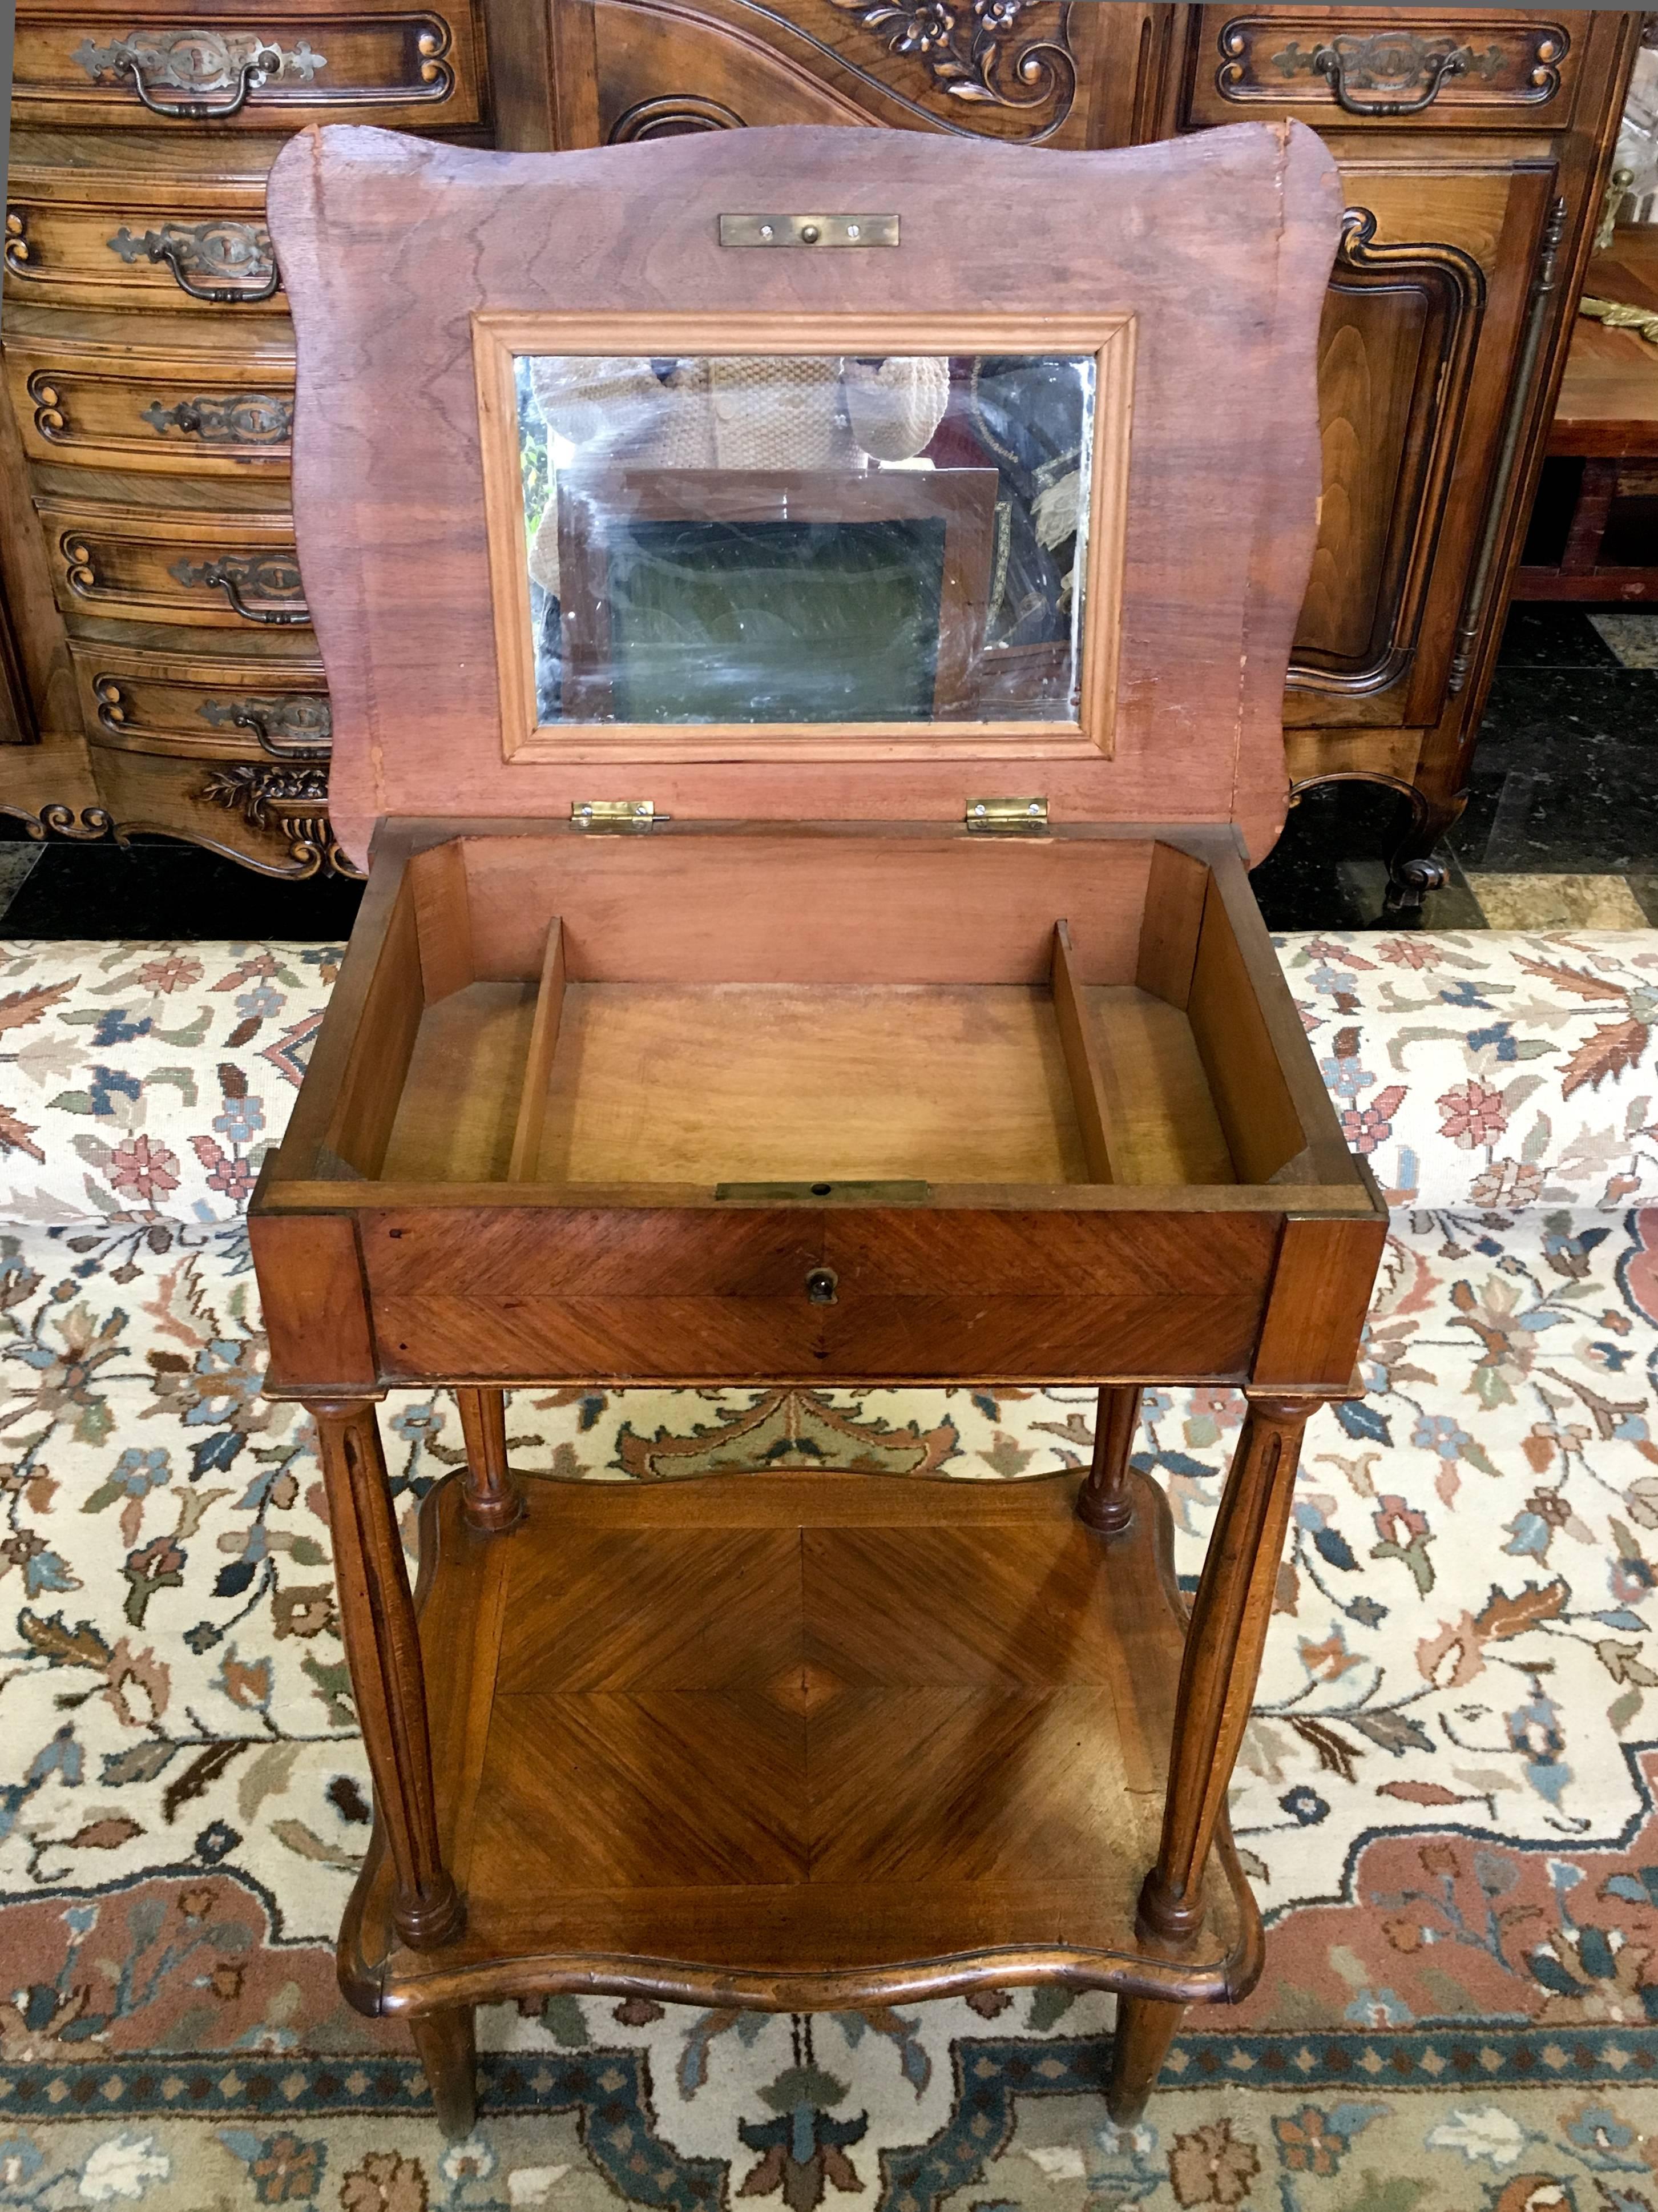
[1138,1393,1318,1947]
[1077,1384,1139,1536]
[454,1387,525,1533]
[307,1397,465,1950]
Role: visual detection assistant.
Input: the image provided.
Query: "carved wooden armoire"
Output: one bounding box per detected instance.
[0,6,1643,896]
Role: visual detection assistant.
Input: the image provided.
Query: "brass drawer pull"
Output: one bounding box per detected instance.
[1312,39,1467,116]
[200,695,333,761]
[1219,23,1568,117]
[141,394,293,446]
[120,50,280,120]
[108,220,280,304]
[187,555,310,626]
[805,1268,838,1306]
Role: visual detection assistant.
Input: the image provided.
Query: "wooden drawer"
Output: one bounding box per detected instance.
[359,1204,1278,1386]
[38,498,308,629]
[70,640,329,759]
[5,332,293,473]
[12,6,483,129]
[1184,9,1579,128]
[6,169,281,311]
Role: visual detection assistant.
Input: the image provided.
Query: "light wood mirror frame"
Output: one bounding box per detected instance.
[471,312,1136,767]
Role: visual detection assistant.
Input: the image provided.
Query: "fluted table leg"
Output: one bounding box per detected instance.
[306,1396,464,1951]
[1139,1393,1318,1948]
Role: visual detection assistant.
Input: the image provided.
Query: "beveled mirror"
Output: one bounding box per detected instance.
[473,316,1134,764]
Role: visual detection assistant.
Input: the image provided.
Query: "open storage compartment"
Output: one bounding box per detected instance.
[298,824,1334,1202]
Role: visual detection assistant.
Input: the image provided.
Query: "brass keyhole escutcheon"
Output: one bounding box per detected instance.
[806,1267,838,1305]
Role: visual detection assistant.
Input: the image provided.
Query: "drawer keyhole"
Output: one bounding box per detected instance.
[806,1267,838,1306]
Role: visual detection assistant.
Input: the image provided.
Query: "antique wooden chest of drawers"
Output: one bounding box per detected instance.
[1,0,491,868]
[249,116,1386,2135]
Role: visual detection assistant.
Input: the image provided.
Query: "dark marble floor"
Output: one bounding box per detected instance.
[1246,604,1658,932]
[0,825,365,940]
[1451,613,1658,895]
[3,604,1656,939]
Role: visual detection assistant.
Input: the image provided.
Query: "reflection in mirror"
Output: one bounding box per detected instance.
[514,353,1096,727]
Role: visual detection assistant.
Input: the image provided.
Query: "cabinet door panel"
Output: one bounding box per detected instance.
[1291,209,1484,698]
[1283,159,1554,730]
[592,0,869,136]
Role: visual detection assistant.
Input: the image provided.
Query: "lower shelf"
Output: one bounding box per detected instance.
[343,1465,1261,2016]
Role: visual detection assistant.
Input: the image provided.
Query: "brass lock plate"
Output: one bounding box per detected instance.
[718,214,899,249]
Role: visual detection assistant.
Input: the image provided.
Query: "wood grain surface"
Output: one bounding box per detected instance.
[266,119,1341,860]
[341,1464,1261,2016]
[355,1200,1280,1384]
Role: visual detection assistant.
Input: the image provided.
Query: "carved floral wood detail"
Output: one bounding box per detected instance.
[199,761,361,879]
[821,0,1076,122]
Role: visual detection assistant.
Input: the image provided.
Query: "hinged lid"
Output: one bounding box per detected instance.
[966,797,1048,835]
[571,799,660,832]
[267,121,1340,865]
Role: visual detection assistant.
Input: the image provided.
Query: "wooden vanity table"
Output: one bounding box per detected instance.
[251,116,1386,2136]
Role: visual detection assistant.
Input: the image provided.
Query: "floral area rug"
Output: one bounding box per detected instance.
[2,934,1657,2212]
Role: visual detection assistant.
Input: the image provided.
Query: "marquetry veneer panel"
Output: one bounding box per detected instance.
[341,1467,1250,2013]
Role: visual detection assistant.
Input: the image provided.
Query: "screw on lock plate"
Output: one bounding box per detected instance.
[719,214,898,249]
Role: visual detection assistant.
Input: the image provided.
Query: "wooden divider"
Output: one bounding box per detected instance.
[507,918,567,1182]
[1134,843,1210,1009]
[1050,921,1117,1184]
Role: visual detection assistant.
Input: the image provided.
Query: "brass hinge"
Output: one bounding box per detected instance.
[965,796,1048,835]
[719,213,898,249]
[570,799,661,832]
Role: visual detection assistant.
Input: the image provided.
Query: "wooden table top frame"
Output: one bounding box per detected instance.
[253,119,1383,2139]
